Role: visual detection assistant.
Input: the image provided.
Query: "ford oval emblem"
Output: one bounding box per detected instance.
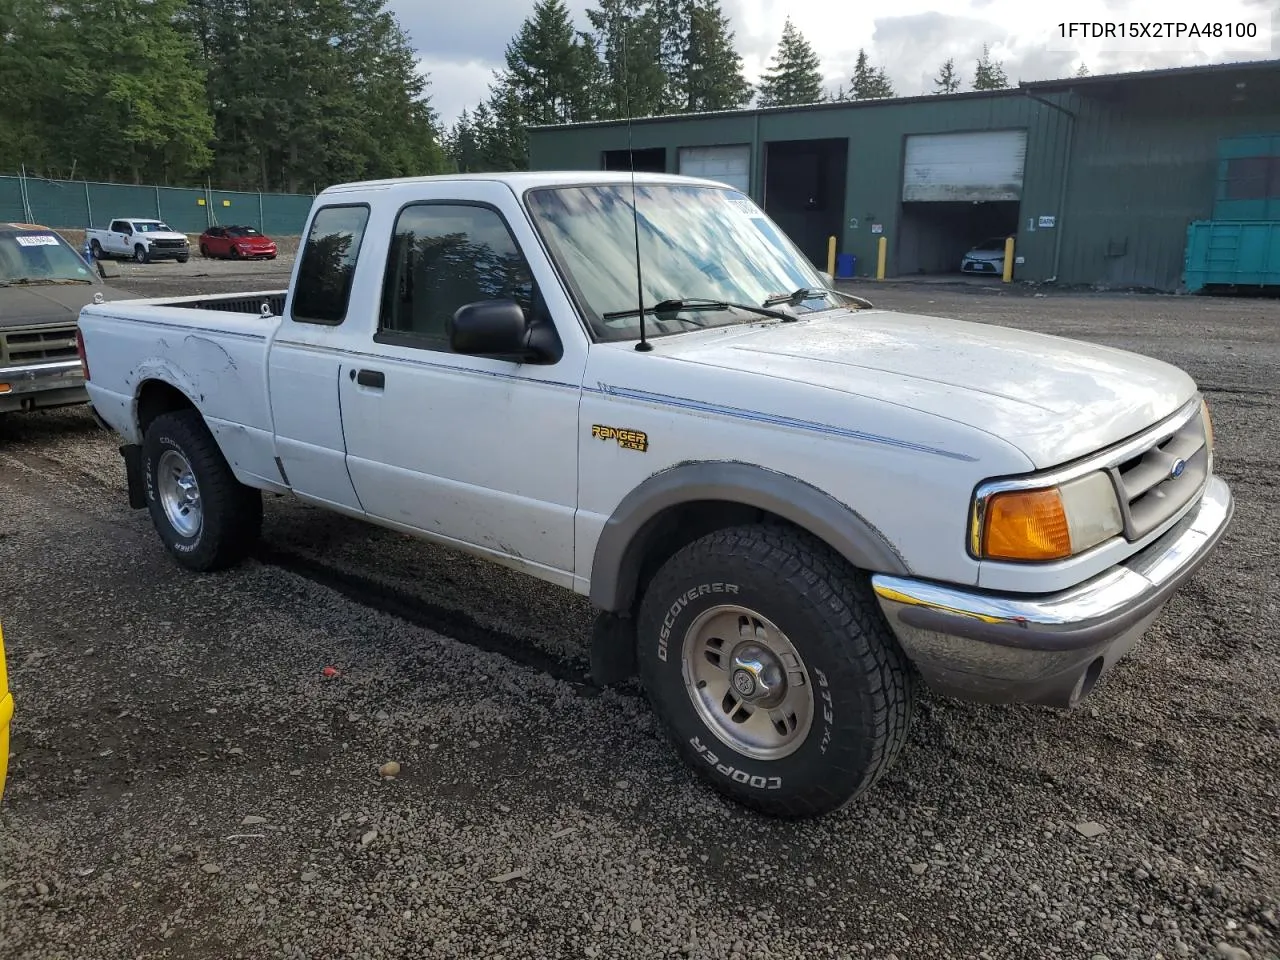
[1169,458,1187,479]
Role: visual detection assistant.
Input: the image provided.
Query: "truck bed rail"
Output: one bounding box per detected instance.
[163,291,288,317]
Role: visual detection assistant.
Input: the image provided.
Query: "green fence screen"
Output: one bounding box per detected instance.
[0,175,316,236]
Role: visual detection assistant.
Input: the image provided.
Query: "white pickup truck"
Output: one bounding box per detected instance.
[76,172,1234,817]
[85,218,191,264]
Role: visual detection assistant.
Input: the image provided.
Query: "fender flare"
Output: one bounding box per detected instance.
[588,460,910,613]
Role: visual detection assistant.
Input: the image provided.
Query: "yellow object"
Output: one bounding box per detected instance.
[876,236,887,280]
[197,198,206,206]
[0,620,13,804]
[1003,236,1015,283]
[981,488,1072,561]
[826,235,836,277]
[222,200,231,207]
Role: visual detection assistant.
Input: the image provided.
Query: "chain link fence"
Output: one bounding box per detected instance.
[0,173,315,237]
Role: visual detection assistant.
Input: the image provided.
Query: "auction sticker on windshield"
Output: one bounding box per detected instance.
[15,234,60,247]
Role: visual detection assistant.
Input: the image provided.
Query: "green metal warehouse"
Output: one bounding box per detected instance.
[527,59,1280,292]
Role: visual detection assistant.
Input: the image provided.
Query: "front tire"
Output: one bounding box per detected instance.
[133,244,149,264]
[142,409,263,572]
[636,524,916,818]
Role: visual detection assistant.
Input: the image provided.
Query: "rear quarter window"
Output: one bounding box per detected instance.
[290,204,371,326]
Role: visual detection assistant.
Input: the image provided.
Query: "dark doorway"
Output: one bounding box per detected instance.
[898,200,1020,276]
[602,147,666,173]
[763,139,849,268]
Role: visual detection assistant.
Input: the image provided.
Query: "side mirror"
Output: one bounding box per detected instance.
[96,259,121,279]
[449,300,537,361]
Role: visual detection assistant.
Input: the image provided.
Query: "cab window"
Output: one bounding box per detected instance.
[376,202,534,351]
[290,204,370,326]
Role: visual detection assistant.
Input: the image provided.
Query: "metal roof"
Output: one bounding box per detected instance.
[530,57,1280,133]
[527,88,1016,132]
[1020,57,1280,91]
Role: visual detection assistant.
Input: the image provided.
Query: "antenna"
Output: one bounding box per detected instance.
[621,12,651,352]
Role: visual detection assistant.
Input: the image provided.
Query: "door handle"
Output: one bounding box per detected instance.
[355,368,385,389]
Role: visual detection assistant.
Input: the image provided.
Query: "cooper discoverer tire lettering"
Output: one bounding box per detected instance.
[636,524,916,818]
[141,409,263,572]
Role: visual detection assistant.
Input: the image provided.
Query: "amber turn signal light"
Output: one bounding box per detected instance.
[982,488,1072,561]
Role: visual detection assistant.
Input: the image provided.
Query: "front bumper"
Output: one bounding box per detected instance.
[0,360,88,414]
[870,474,1234,709]
[141,242,190,260]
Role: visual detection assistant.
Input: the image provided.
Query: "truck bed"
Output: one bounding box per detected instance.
[77,290,290,491]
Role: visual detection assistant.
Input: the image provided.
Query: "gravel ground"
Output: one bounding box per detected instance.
[1,264,1277,960]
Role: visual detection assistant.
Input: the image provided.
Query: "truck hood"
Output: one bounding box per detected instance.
[0,283,134,329]
[661,308,1198,469]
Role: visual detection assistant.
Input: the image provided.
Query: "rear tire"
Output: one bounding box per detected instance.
[636,524,916,818]
[141,409,262,572]
[90,239,105,260]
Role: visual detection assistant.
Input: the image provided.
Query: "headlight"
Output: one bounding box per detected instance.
[973,471,1123,562]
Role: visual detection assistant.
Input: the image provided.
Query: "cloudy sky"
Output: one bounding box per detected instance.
[396,0,1279,128]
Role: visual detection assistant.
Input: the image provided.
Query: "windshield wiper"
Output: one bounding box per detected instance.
[764,287,875,309]
[1,277,89,286]
[603,297,796,324]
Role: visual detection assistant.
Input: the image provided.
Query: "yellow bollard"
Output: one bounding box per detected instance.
[827,235,837,278]
[1003,236,1015,283]
[876,235,887,280]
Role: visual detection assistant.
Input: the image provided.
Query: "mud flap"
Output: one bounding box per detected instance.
[589,611,638,687]
[119,443,146,509]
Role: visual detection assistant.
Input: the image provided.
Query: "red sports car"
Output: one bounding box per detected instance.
[198,225,278,260]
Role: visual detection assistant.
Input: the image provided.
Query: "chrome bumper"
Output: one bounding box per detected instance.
[0,359,88,413]
[871,474,1234,708]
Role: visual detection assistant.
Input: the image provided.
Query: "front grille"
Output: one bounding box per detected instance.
[1,326,80,366]
[1110,404,1208,541]
[150,239,188,250]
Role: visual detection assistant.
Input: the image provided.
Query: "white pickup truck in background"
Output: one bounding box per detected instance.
[85,218,190,264]
[75,172,1234,817]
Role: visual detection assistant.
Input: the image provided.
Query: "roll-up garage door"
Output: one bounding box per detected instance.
[679,145,751,194]
[902,130,1028,202]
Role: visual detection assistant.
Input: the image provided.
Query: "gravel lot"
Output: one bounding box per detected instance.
[1,260,1278,960]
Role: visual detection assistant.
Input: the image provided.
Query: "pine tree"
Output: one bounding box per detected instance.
[850,48,894,99]
[973,44,1009,90]
[479,79,529,172]
[755,17,824,107]
[53,0,215,183]
[446,109,483,173]
[502,0,597,127]
[585,0,667,118]
[933,58,960,94]
[681,0,752,112]
[1075,63,1090,77]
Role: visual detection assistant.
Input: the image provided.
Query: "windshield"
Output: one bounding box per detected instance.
[135,222,173,233]
[227,227,261,237]
[524,182,838,341]
[0,232,95,284]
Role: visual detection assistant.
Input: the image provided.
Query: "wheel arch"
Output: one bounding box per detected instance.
[135,378,199,437]
[588,461,910,615]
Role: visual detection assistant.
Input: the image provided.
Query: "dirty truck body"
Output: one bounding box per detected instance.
[75,172,1234,817]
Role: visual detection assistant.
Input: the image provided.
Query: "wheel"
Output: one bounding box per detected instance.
[200,243,211,258]
[133,244,149,264]
[177,255,189,264]
[141,409,263,572]
[90,239,104,260]
[636,524,916,818]
[229,246,241,260]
